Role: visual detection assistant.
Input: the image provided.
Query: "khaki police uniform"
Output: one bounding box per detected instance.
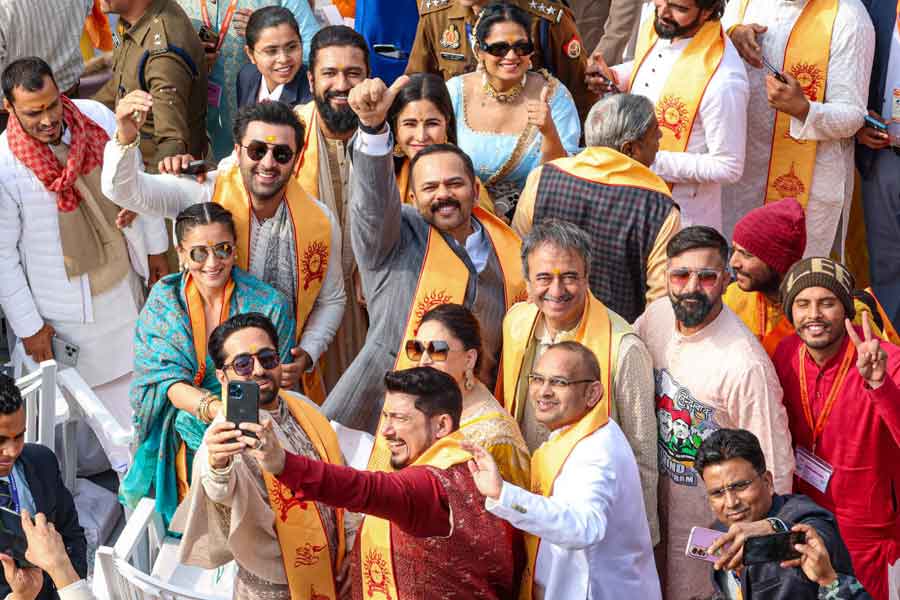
[405,0,597,119]
[94,0,208,172]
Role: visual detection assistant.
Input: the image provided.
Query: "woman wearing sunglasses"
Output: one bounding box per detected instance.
[387,72,495,214]
[445,3,581,219]
[408,304,530,487]
[122,202,296,525]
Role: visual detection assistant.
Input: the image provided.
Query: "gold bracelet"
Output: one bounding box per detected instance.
[197,391,217,424]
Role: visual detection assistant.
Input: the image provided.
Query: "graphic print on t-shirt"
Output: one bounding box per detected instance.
[655,369,719,486]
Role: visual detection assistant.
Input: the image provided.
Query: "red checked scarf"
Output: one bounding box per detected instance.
[7,96,109,212]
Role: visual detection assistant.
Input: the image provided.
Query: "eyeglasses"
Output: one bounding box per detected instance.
[254,41,302,59]
[405,339,460,362]
[527,373,596,389]
[241,140,295,164]
[222,348,281,376]
[187,241,235,263]
[706,473,762,500]
[481,40,535,57]
[667,268,723,289]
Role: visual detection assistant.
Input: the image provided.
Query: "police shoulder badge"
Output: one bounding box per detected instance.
[564,35,581,59]
[441,24,461,49]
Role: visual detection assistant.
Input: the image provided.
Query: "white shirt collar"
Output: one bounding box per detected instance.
[258,79,286,103]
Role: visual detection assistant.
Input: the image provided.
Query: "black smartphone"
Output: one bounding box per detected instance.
[743,531,806,565]
[864,115,889,133]
[181,160,218,175]
[761,55,788,84]
[226,381,260,439]
[0,517,35,569]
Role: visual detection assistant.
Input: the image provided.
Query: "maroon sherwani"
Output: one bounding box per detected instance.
[774,330,900,600]
[276,451,522,600]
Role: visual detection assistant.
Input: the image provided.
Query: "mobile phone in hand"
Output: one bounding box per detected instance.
[226,381,260,439]
[761,55,788,84]
[181,160,218,175]
[685,526,726,562]
[864,114,889,133]
[743,530,806,565]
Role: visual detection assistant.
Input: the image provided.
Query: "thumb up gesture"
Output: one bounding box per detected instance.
[348,75,411,130]
[527,84,554,134]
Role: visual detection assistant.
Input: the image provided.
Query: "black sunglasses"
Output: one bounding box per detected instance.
[223,348,281,377]
[187,241,235,263]
[241,140,295,164]
[481,40,535,57]
[405,339,452,362]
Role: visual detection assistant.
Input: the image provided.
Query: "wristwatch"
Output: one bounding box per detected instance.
[767,517,788,532]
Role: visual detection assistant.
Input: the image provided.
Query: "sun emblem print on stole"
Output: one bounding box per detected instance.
[363,549,393,599]
[789,62,823,101]
[302,241,329,290]
[656,96,690,140]
[772,162,806,199]
[413,289,454,334]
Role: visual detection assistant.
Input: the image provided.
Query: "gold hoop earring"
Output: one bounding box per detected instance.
[393,143,406,158]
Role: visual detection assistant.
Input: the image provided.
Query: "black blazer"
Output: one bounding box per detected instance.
[709,494,861,600]
[856,0,894,177]
[236,62,312,109]
[0,444,87,600]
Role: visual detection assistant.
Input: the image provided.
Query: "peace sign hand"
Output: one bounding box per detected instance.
[845,312,888,389]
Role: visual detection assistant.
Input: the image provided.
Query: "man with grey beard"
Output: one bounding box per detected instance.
[634,225,793,600]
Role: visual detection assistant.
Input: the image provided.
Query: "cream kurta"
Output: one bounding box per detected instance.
[720,0,875,254]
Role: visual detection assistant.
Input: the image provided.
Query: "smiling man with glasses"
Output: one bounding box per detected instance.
[500,219,660,544]
[694,428,871,600]
[634,225,794,598]
[101,99,345,404]
[174,311,348,600]
[467,341,661,600]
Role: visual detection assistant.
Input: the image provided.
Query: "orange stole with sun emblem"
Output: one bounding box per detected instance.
[630,18,725,158]
[737,0,837,209]
[365,207,525,471]
[212,165,331,403]
[293,102,321,198]
[261,391,345,600]
[357,435,472,600]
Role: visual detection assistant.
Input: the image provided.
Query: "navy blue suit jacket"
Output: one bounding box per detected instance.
[857,0,892,176]
[0,444,87,600]
[236,62,312,110]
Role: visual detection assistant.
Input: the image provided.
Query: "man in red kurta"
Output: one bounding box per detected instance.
[774,257,900,600]
[240,366,521,600]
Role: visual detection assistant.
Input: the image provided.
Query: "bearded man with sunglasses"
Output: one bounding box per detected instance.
[498,219,661,545]
[634,225,793,599]
[173,312,348,600]
[102,97,345,404]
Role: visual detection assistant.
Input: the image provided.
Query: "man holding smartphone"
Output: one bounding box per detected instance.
[721,0,875,257]
[695,429,870,599]
[173,312,348,600]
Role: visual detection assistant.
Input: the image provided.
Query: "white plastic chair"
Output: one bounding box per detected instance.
[93,498,233,600]
[14,359,60,452]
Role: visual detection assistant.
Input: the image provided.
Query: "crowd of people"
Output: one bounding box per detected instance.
[0,0,898,599]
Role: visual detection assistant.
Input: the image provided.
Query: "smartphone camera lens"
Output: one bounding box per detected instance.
[229,384,243,400]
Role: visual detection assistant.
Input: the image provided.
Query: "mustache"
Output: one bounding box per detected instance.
[431,198,461,213]
[801,320,830,329]
[324,89,349,102]
[542,291,574,303]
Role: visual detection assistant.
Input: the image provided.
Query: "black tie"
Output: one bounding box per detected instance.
[0,479,16,512]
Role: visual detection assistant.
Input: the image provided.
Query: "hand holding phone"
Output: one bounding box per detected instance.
[685,527,727,563]
[864,114,888,133]
[181,160,218,175]
[743,530,806,565]
[761,55,788,84]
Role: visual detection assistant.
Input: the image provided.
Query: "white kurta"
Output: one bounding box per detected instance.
[486,420,661,600]
[613,25,749,231]
[720,0,875,254]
